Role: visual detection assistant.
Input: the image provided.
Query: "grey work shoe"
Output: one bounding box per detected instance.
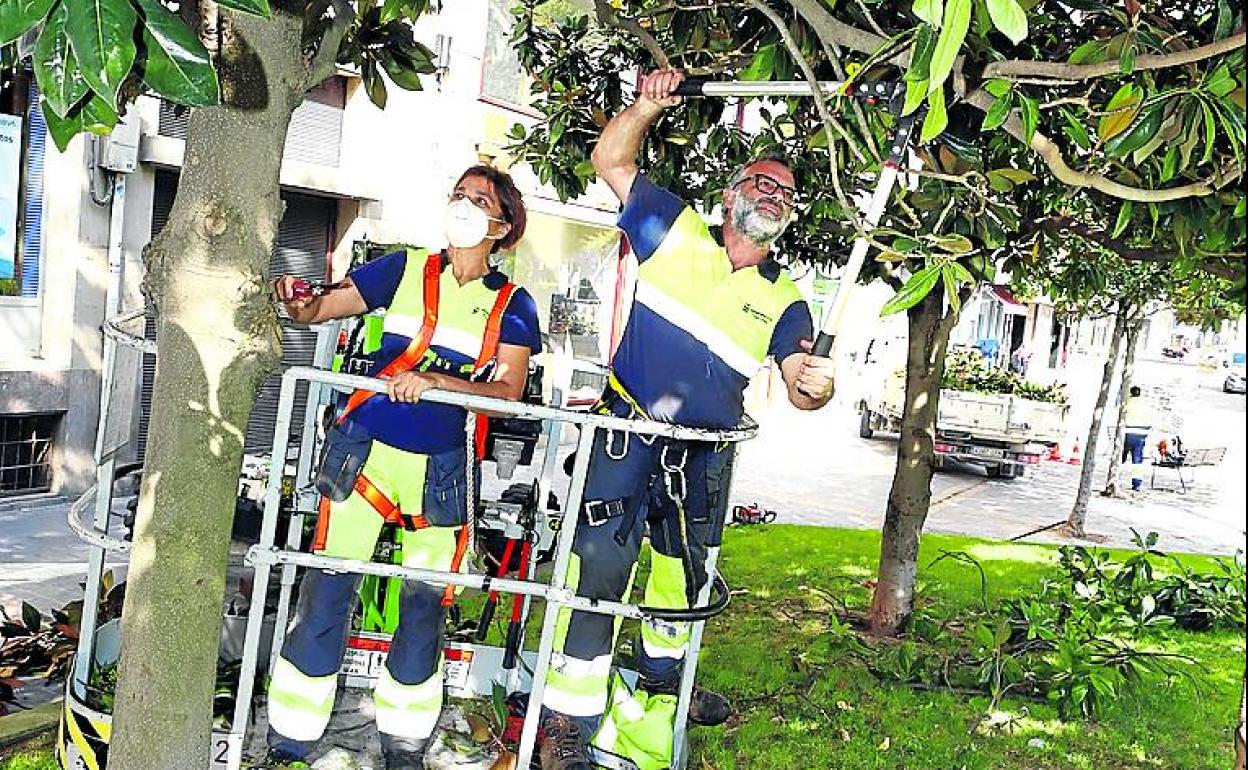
[638,678,733,727]
[539,714,595,770]
[381,735,429,770]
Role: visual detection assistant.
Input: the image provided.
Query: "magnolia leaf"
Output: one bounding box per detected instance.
[876,250,909,262]
[994,168,1035,183]
[880,265,941,316]
[65,0,138,108]
[1016,95,1039,143]
[1097,84,1141,142]
[0,0,55,45]
[983,79,1012,98]
[981,94,1012,132]
[136,0,219,106]
[913,0,944,27]
[740,44,776,81]
[33,3,90,118]
[1111,200,1133,238]
[902,77,928,117]
[985,0,1027,44]
[921,86,948,143]
[932,234,973,253]
[927,0,971,94]
[942,265,961,315]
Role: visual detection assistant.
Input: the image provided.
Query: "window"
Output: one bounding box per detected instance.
[0,413,58,495]
[0,72,43,298]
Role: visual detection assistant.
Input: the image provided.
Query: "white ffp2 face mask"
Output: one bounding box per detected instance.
[443,197,503,249]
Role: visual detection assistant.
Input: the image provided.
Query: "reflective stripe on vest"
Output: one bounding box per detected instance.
[634,207,801,378]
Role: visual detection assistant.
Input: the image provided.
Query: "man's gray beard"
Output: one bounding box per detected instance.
[730,197,789,247]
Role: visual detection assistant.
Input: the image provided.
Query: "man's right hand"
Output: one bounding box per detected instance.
[637,68,686,110]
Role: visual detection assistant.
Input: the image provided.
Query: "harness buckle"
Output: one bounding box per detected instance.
[661,443,689,502]
[584,499,623,527]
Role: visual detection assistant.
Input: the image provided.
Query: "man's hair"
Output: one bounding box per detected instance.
[1130,385,1142,397]
[727,148,794,190]
[455,165,527,252]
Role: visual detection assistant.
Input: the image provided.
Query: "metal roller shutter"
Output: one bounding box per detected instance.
[139,177,333,457]
[158,77,344,167]
[244,193,334,453]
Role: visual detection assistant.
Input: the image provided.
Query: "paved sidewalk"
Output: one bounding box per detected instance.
[729,397,1246,556]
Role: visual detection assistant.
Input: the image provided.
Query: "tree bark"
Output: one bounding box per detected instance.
[868,284,956,636]
[1102,316,1142,497]
[107,8,313,770]
[1236,673,1246,770]
[1066,310,1127,537]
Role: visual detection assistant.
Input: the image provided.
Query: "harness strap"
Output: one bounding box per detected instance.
[338,250,441,425]
[441,523,473,607]
[472,282,518,460]
[354,472,431,531]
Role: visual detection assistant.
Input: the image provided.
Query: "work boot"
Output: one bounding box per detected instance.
[638,677,732,727]
[539,713,595,770]
[381,734,429,769]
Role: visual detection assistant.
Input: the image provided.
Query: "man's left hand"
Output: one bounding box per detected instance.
[794,339,835,401]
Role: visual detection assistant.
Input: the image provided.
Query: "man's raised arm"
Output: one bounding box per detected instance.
[592,69,686,203]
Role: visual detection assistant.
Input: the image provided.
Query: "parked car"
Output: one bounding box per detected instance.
[1161,345,1189,359]
[1225,366,1247,394]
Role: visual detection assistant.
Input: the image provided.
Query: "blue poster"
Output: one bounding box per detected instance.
[0,113,21,280]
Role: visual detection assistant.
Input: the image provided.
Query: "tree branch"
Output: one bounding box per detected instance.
[786,0,890,58]
[596,0,670,68]
[983,31,1246,81]
[747,0,888,253]
[964,89,1226,202]
[1043,214,1241,281]
[306,0,354,87]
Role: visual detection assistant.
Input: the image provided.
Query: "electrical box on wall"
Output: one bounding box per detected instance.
[98,116,140,173]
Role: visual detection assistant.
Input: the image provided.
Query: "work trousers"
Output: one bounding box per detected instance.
[542,400,733,732]
[267,441,468,758]
[1124,431,1148,491]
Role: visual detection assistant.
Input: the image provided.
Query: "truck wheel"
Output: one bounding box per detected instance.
[859,409,875,439]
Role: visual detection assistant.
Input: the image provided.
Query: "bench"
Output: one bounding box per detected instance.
[1151,446,1227,493]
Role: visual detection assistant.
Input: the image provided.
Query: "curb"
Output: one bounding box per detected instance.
[0,699,61,749]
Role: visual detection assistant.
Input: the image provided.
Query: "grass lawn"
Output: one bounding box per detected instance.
[689,525,1244,770]
[0,732,53,770]
[3,526,1239,770]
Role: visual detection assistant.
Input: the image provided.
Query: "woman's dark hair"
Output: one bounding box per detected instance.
[455,165,526,252]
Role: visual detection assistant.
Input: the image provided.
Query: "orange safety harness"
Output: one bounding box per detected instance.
[312,250,516,604]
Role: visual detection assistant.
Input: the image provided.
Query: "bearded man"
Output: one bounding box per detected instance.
[537,68,835,769]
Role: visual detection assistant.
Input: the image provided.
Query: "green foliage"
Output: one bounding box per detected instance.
[3,0,436,150]
[703,526,1243,769]
[509,0,1245,316]
[941,349,1068,402]
[870,532,1245,719]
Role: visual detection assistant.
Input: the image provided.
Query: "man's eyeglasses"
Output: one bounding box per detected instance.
[734,174,797,205]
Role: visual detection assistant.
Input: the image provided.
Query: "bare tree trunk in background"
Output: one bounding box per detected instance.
[1102,316,1142,497]
[1066,310,1127,538]
[868,285,958,636]
[107,7,316,769]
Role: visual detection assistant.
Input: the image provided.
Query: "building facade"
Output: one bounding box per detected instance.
[0,0,623,496]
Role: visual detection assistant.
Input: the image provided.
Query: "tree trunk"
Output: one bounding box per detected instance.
[1066,310,1126,537]
[868,285,956,636]
[1102,317,1142,497]
[1236,674,1247,770]
[108,9,312,770]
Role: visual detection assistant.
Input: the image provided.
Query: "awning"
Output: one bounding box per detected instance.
[990,285,1028,315]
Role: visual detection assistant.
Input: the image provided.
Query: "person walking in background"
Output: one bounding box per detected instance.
[1121,385,1156,493]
